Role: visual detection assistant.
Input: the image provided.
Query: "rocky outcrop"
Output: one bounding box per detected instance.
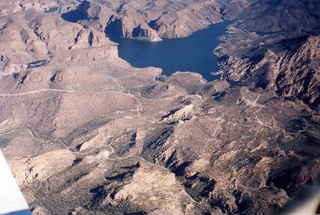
[235,0,320,35]
[161,104,194,122]
[218,33,320,108]
[112,162,195,215]
[0,0,64,16]
[0,8,117,76]
[273,35,320,107]
[10,149,76,185]
[103,0,223,40]
[61,0,252,41]
[217,0,320,109]
[106,17,162,41]
[146,1,222,39]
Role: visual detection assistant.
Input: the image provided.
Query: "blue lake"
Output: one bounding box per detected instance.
[109,21,231,81]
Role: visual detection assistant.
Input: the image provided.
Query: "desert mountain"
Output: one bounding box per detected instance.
[0,0,319,214]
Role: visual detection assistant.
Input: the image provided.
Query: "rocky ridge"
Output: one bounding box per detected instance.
[61,0,253,41]
[216,0,320,109]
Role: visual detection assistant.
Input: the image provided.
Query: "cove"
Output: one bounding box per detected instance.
[109,21,232,81]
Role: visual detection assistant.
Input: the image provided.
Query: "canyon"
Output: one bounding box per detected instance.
[0,0,319,214]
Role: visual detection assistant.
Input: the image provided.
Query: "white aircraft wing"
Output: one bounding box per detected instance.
[0,150,31,215]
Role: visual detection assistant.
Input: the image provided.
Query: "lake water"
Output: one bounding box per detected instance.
[109,21,231,81]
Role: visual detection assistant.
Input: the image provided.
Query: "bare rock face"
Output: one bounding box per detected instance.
[112,162,195,215]
[62,0,252,41]
[10,149,76,185]
[103,1,223,41]
[0,0,319,214]
[273,35,320,107]
[106,17,162,41]
[236,0,320,35]
[217,0,320,109]
[0,6,117,76]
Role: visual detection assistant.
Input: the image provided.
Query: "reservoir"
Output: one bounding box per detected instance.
[109,21,231,81]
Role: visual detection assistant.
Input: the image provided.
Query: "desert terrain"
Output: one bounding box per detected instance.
[0,0,319,214]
